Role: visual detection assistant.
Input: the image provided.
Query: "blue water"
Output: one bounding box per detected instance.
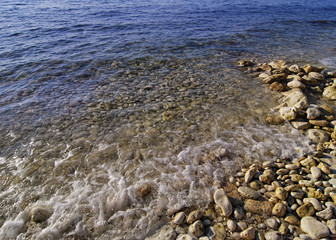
[0,0,336,239]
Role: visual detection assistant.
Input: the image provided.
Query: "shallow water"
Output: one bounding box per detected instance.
[0,0,336,239]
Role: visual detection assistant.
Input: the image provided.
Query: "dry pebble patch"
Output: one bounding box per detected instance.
[146,60,336,240]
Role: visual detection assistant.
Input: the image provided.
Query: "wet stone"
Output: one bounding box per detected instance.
[30,205,54,223]
[310,166,322,180]
[275,187,288,201]
[227,219,237,232]
[306,107,321,120]
[145,225,177,240]
[214,188,232,217]
[327,219,336,235]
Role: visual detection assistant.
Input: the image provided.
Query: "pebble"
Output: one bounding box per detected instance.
[187,210,201,224]
[176,234,197,240]
[265,218,279,229]
[310,166,322,180]
[316,206,334,220]
[275,187,288,200]
[233,207,245,220]
[272,202,287,217]
[237,221,248,231]
[285,215,300,225]
[307,129,330,143]
[227,219,237,232]
[306,107,321,120]
[238,186,261,199]
[188,220,203,237]
[214,188,232,217]
[296,202,315,218]
[303,198,323,211]
[301,216,330,239]
[265,231,282,240]
[240,227,255,240]
[173,212,186,225]
[244,168,257,183]
[327,219,336,234]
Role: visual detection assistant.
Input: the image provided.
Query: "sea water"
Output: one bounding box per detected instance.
[0,0,336,239]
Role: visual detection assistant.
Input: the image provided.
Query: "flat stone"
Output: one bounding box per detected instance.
[307,129,329,143]
[301,216,330,239]
[243,199,273,215]
[214,188,232,217]
[265,231,282,240]
[309,119,329,127]
[262,73,287,84]
[270,60,286,69]
[272,202,287,217]
[238,186,261,199]
[296,202,315,218]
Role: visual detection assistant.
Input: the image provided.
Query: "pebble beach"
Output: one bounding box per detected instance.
[146,60,336,240]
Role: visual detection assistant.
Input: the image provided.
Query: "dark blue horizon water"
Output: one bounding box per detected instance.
[0,1,336,239]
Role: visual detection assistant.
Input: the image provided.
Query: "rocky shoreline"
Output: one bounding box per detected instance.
[146,60,336,240]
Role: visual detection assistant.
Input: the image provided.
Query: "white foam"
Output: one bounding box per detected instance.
[320,56,336,69]
[0,120,312,239]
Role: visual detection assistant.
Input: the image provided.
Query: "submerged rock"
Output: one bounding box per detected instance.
[30,205,54,223]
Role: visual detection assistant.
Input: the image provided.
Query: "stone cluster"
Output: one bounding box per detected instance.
[146,60,336,240]
[241,60,336,147]
[147,155,336,240]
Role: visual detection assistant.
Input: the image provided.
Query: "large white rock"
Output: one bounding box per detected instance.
[282,89,308,110]
[323,85,336,100]
[300,216,330,239]
[214,188,232,217]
